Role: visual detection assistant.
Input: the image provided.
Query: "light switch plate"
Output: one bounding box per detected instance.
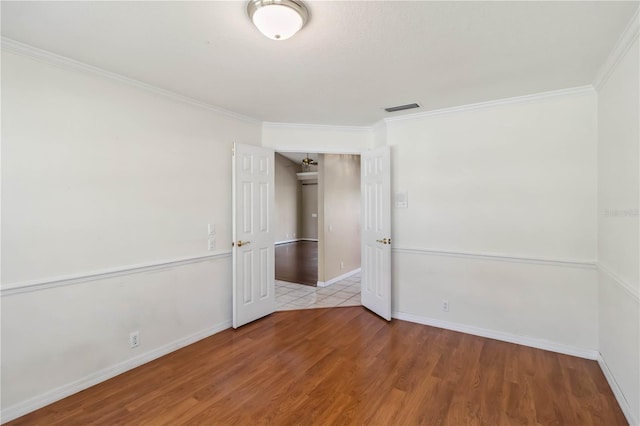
[395,191,408,209]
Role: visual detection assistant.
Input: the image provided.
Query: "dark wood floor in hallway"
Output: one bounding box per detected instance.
[8,307,626,426]
[275,240,317,286]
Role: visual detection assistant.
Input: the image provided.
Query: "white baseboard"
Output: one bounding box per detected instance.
[0,320,232,424]
[317,268,361,287]
[597,354,638,426]
[392,311,599,360]
[275,238,318,245]
[275,239,300,245]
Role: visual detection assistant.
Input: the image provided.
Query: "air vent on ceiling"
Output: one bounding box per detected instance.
[384,103,420,113]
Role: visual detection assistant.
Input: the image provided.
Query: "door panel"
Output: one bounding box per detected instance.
[361,146,391,320]
[232,143,275,328]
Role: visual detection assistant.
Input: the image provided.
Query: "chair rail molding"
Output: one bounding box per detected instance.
[392,247,596,269]
[1,252,232,296]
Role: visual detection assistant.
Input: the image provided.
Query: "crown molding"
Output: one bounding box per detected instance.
[1,37,261,125]
[383,85,595,124]
[593,7,640,90]
[372,120,387,132]
[262,121,372,132]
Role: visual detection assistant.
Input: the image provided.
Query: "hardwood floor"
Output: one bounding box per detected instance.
[275,241,317,286]
[8,307,626,426]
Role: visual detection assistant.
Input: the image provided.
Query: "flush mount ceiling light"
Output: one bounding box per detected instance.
[247,0,309,40]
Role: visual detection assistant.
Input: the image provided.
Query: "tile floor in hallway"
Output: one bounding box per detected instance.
[276,274,361,311]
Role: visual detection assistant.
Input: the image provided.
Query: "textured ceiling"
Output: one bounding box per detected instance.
[2,1,638,126]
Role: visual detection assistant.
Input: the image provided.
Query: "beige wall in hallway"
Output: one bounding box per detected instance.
[274,153,301,243]
[320,154,361,283]
[301,184,318,240]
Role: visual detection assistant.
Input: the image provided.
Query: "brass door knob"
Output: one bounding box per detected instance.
[237,240,251,247]
[375,238,392,245]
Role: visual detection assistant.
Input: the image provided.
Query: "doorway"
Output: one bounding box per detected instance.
[232,143,391,328]
[274,152,362,310]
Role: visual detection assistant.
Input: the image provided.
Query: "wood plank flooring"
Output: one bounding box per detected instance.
[275,241,318,286]
[8,307,626,425]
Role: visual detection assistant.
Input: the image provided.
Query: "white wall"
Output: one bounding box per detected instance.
[596,34,639,424]
[1,49,260,420]
[373,121,387,148]
[262,122,373,153]
[387,89,599,354]
[274,153,301,243]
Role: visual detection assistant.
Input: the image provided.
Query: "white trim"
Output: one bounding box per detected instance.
[274,147,364,155]
[263,121,372,132]
[597,262,640,302]
[593,8,640,90]
[317,268,361,287]
[274,238,318,245]
[275,239,301,245]
[392,247,596,269]
[383,86,594,124]
[393,311,599,360]
[372,120,387,133]
[1,252,232,296]
[0,319,232,424]
[597,354,639,426]
[1,37,260,125]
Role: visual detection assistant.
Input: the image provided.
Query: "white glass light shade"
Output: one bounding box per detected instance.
[252,4,302,40]
[247,0,309,41]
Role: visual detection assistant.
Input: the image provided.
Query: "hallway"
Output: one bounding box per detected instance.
[276,273,361,310]
[275,240,318,286]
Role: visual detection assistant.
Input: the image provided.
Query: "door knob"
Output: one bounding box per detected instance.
[376,238,391,245]
[237,240,251,247]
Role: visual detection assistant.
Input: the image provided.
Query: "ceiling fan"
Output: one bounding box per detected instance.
[301,154,318,167]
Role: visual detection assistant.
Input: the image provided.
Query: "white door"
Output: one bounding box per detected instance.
[232,143,275,328]
[361,146,392,320]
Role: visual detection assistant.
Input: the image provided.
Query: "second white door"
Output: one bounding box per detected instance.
[232,143,275,328]
[360,146,392,321]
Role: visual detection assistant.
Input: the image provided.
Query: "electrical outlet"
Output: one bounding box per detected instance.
[130,331,139,348]
[442,300,449,312]
[208,223,216,236]
[340,261,344,269]
[208,237,216,251]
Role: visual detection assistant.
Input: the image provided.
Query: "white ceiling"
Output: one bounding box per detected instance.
[2,1,637,126]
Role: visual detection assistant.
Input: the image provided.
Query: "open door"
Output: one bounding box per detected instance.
[361,146,392,320]
[232,143,275,328]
